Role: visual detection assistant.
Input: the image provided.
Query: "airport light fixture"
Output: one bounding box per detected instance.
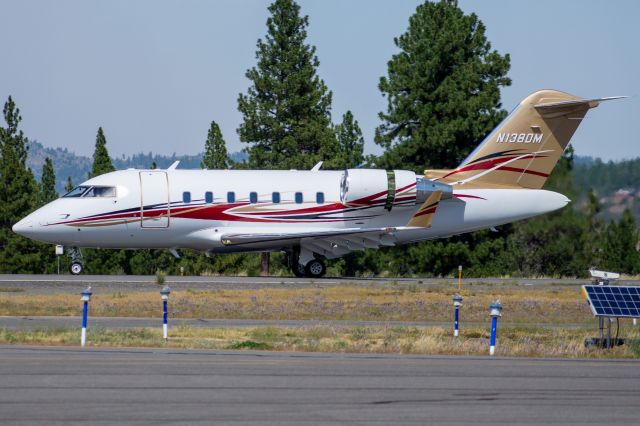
[452,294,463,337]
[160,286,170,342]
[80,286,92,347]
[489,301,502,356]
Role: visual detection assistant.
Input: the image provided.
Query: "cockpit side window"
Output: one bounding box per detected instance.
[64,186,116,198]
[83,186,117,198]
[63,186,90,198]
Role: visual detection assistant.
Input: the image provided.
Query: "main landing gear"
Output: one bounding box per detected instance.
[68,247,85,275]
[287,249,326,278]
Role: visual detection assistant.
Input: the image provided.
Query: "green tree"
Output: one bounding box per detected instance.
[64,176,74,192]
[601,209,640,274]
[375,0,511,171]
[89,127,115,178]
[39,157,57,205]
[201,120,228,169]
[237,0,336,169]
[0,96,42,272]
[331,111,364,169]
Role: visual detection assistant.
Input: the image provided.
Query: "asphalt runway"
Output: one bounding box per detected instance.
[0,345,638,425]
[1,274,632,295]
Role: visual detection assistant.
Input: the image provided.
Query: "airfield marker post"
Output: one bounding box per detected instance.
[458,265,462,291]
[80,287,92,347]
[489,301,502,356]
[452,294,463,337]
[160,286,170,342]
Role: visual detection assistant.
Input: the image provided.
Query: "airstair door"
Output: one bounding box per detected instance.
[139,171,170,228]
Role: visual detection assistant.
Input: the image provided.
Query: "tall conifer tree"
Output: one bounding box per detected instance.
[201,120,228,169]
[0,96,41,272]
[237,0,336,169]
[89,127,115,178]
[375,0,511,171]
[39,157,57,205]
[332,111,364,169]
[64,176,74,192]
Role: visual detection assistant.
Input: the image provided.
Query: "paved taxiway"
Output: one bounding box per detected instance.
[2,274,636,295]
[0,345,638,425]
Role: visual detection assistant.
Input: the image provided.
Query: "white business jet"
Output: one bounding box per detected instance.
[13,90,623,277]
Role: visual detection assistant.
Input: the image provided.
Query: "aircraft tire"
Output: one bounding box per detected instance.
[70,262,84,275]
[305,259,326,278]
[292,262,306,278]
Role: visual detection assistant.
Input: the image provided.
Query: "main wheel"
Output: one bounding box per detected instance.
[70,262,84,275]
[305,259,326,278]
[292,261,306,278]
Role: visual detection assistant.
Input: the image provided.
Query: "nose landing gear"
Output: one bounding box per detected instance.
[68,247,84,275]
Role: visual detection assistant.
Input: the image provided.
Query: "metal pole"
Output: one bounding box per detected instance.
[454,306,460,337]
[599,317,604,346]
[163,300,168,341]
[490,316,498,355]
[160,286,170,342]
[489,301,502,356]
[458,265,462,291]
[80,287,92,347]
[81,300,88,346]
[607,318,612,349]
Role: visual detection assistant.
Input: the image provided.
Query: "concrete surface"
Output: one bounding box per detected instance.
[0,345,638,425]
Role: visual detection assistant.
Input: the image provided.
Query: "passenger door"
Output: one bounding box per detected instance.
[139,171,170,228]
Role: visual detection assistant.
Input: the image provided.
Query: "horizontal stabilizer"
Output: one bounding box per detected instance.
[535,96,627,111]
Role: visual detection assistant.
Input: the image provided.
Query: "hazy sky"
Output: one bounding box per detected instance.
[1,0,638,161]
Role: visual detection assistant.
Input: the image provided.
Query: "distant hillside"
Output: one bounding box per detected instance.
[26,140,247,193]
[572,155,640,221]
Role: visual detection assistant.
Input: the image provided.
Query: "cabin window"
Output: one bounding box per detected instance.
[63,186,90,198]
[182,191,191,203]
[227,191,235,203]
[295,192,303,204]
[249,192,258,204]
[272,192,280,204]
[316,192,325,204]
[205,191,213,204]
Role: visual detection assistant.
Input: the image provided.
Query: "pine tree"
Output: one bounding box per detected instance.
[39,157,57,205]
[64,176,74,192]
[201,120,228,169]
[0,96,42,272]
[331,111,364,169]
[375,0,511,171]
[237,0,336,169]
[602,209,640,274]
[89,127,115,178]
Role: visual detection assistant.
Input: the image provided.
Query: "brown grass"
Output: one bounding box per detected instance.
[0,284,592,324]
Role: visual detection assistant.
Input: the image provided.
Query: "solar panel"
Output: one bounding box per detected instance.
[582,285,640,318]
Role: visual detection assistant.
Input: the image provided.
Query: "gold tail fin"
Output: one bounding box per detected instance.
[408,190,442,228]
[425,90,624,189]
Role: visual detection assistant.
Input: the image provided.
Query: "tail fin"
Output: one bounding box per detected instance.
[425,90,625,189]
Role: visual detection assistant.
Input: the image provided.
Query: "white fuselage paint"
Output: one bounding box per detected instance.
[13,169,569,253]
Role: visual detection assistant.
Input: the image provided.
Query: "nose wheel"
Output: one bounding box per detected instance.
[68,247,85,275]
[70,262,84,275]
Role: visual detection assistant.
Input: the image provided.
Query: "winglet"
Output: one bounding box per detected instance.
[408,190,442,228]
[167,161,180,170]
[311,161,323,172]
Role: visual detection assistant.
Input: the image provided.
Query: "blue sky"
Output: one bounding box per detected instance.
[1,0,638,161]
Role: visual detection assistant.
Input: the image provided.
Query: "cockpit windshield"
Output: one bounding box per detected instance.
[63,186,116,198]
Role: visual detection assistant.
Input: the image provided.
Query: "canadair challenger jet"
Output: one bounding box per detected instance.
[13,90,623,277]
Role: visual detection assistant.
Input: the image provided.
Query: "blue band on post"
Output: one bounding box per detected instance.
[454,307,459,330]
[490,316,497,347]
[163,300,168,325]
[82,301,88,328]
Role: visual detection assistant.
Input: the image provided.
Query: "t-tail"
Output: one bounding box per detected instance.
[424,89,625,189]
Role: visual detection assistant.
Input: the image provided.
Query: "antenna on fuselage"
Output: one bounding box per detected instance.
[310,161,323,172]
[167,161,180,170]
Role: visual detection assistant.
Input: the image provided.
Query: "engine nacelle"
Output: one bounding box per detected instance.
[339,169,422,208]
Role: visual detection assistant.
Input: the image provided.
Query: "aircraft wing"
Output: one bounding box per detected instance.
[219,226,413,258]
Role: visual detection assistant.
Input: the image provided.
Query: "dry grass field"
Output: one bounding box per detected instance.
[1,281,638,358]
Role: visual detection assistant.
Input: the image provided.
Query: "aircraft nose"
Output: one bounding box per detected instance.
[12,217,34,237]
